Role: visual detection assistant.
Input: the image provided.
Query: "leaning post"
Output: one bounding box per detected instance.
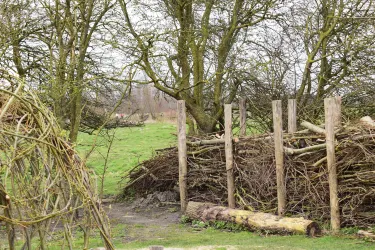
[334,96,342,127]
[288,99,297,133]
[272,100,286,216]
[177,100,188,213]
[224,104,235,208]
[239,98,247,137]
[324,97,340,233]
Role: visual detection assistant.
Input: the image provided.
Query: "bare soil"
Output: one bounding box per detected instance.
[103,201,239,250]
[105,201,181,230]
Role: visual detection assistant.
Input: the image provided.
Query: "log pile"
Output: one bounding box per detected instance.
[80,111,144,134]
[122,118,375,227]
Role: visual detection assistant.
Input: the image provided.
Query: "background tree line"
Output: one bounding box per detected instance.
[1,0,374,140]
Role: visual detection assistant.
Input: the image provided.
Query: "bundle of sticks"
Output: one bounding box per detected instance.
[122,117,375,227]
[0,87,114,249]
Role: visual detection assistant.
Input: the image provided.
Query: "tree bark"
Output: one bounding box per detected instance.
[301,121,326,135]
[186,202,320,237]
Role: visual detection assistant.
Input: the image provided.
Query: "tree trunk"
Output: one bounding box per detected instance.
[69,88,83,142]
[185,202,320,237]
[186,115,197,135]
[185,102,217,133]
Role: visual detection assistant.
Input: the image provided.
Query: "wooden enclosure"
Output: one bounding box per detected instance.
[176,97,342,232]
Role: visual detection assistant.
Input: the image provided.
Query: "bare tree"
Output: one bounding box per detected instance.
[117,0,282,133]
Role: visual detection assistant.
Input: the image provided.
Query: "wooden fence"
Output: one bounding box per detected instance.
[177,97,342,232]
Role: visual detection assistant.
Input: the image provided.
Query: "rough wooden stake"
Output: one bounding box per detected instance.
[224,104,235,208]
[288,99,297,133]
[239,98,247,137]
[177,100,188,213]
[324,97,340,233]
[272,100,286,216]
[334,96,342,127]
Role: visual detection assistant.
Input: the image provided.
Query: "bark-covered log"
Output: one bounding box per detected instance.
[357,230,375,239]
[186,202,320,237]
[360,116,375,128]
[284,143,327,155]
[301,121,326,134]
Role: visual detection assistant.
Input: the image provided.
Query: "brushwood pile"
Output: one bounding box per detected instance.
[122,119,375,227]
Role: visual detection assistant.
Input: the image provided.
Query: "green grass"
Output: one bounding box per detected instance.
[4,223,373,250]
[232,119,266,136]
[76,122,177,196]
[120,225,375,250]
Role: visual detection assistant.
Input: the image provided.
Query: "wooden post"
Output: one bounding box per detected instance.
[334,96,342,127]
[272,100,286,216]
[288,99,297,133]
[177,100,188,213]
[224,104,235,208]
[324,97,340,233]
[239,98,247,137]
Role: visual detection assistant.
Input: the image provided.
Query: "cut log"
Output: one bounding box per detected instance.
[185,202,320,237]
[360,116,375,128]
[149,246,164,250]
[358,230,375,239]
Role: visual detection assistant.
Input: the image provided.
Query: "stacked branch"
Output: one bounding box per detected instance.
[0,86,114,249]
[122,118,375,227]
[80,107,144,134]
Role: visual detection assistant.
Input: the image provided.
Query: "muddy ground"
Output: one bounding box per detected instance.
[105,201,181,242]
[103,201,238,250]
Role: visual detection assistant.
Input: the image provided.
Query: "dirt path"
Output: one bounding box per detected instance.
[104,202,182,245]
[105,202,181,228]
[103,202,238,250]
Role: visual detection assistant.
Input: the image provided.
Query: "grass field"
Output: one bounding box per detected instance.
[121,225,375,250]
[6,223,372,250]
[76,122,177,196]
[3,218,373,250]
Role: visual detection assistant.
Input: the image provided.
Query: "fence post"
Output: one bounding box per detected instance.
[272,100,286,216]
[177,100,188,213]
[224,104,235,208]
[334,96,342,127]
[288,99,297,133]
[324,97,340,232]
[239,98,247,137]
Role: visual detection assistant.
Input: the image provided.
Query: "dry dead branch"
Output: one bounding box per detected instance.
[122,120,375,228]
